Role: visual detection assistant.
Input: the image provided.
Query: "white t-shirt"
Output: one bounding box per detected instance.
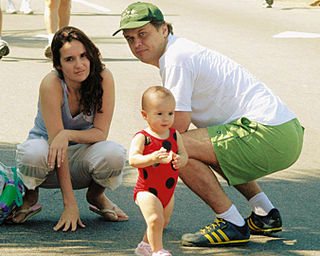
[159,35,296,127]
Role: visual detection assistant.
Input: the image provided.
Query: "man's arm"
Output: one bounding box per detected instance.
[173,111,192,134]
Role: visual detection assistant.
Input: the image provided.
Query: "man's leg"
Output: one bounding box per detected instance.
[181,128,282,239]
[179,128,250,247]
[235,182,282,235]
[234,181,262,201]
[180,158,233,214]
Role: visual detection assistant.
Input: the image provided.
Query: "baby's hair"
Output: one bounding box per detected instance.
[142,86,175,110]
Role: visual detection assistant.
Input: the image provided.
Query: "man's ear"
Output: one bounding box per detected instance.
[162,24,169,37]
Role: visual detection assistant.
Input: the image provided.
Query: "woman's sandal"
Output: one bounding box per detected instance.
[89,204,129,222]
[7,204,42,224]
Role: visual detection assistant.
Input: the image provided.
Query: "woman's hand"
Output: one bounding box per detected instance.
[48,130,69,169]
[53,204,86,232]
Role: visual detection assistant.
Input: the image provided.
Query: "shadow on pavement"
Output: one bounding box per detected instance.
[0,144,319,255]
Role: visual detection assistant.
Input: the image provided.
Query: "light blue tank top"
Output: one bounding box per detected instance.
[28,80,94,141]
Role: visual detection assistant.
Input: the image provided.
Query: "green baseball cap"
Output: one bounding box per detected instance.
[112,2,164,36]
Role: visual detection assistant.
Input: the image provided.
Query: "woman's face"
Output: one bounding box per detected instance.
[58,40,90,86]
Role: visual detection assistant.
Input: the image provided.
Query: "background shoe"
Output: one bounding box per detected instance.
[44,45,52,59]
[265,0,274,8]
[20,1,33,14]
[134,241,152,256]
[181,218,250,247]
[246,208,282,235]
[6,7,17,14]
[6,2,17,14]
[20,7,33,15]
[0,40,10,59]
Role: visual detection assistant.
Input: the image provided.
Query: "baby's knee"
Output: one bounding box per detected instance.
[147,213,165,229]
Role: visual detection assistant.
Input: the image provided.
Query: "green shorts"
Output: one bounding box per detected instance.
[208,118,304,186]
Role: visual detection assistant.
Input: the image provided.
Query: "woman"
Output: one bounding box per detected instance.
[14,26,128,231]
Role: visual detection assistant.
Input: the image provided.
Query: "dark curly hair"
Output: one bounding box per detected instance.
[51,26,105,116]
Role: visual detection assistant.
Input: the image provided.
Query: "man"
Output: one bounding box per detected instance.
[0,8,10,60]
[113,2,304,247]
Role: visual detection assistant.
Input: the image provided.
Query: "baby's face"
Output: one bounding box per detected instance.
[143,96,175,134]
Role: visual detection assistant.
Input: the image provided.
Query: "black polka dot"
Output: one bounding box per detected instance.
[143,169,148,179]
[149,187,158,196]
[166,177,175,189]
[153,163,160,168]
[144,136,151,145]
[162,140,172,151]
[173,132,177,141]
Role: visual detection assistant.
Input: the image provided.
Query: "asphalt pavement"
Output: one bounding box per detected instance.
[0,0,319,255]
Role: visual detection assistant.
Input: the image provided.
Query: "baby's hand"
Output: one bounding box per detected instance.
[158,148,173,164]
[151,147,170,164]
[171,152,182,169]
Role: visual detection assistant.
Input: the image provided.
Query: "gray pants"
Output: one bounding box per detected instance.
[16,139,127,190]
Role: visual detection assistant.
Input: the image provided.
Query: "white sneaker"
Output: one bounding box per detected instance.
[20,6,33,14]
[6,2,17,14]
[135,241,152,256]
[20,0,33,14]
[152,249,172,256]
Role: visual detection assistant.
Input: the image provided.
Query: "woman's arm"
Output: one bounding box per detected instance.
[39,72,84,231]
[39,72,66,168]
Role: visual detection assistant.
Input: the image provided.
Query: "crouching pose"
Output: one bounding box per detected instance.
[15,26,128,231]
[115,2,304,247]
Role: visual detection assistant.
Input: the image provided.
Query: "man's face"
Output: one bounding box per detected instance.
[123,23,168,67]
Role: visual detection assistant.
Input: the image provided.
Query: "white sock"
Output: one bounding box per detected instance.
[216,204,245,227]
[249,192,274,216]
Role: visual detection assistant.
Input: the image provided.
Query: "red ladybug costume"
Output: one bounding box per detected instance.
[133,128,179,208]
